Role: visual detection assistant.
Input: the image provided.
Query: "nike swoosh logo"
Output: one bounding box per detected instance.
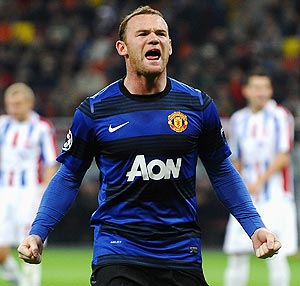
[108,121,129,133]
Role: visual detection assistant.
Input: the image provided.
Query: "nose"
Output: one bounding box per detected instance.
[148,32,159,45]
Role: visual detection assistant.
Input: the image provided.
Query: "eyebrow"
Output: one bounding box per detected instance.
[136,28,168,35]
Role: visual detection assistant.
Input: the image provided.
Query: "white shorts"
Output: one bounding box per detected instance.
[223,197,298,256]
[0,186,44,247]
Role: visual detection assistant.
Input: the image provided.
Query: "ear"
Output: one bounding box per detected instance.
[116,40,127,56]
[169,39,172,56]
[241,85,248,98]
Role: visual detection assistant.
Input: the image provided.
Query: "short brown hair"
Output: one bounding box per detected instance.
[118,5,165,41]
[244,67,272,86]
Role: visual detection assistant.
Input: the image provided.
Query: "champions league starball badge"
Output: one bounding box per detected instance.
[62,130,73,151]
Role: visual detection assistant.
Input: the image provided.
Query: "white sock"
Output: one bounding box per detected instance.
[267,255,290,286]
[224,254,250,286]
[1,255,20,283]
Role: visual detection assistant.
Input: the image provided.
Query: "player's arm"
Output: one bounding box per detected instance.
[203,157,281,258]
[18,163,84,264]
[251,107,295,193]
[249,152,290,194]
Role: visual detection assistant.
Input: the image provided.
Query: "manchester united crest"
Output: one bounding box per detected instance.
[168,111,188,132]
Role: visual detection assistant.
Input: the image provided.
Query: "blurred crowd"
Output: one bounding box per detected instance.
[0,0,299,125]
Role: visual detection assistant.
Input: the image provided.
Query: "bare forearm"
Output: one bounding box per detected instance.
[259,152,290,184]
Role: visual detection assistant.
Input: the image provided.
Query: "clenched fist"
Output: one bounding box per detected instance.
[18,234,44,264]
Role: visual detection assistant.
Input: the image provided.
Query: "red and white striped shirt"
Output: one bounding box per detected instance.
[228,99,294,203]
[0,111,58,188]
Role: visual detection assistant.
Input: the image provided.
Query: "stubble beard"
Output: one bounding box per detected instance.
[137,59,168,78]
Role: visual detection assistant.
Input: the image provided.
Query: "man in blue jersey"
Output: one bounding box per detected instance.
[18,6,281,286]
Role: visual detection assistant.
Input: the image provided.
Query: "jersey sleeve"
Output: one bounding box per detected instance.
[40,118,58,166]
[57,101,96,176]
[275,107,294,153]
[198,100,232,163]
[29,164,82,241]
[227,112,241,161]
[204,157,265,237]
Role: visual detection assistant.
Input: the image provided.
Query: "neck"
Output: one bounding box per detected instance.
[123,72,167,95]
[12,113,30,122]
[249,102,268,113]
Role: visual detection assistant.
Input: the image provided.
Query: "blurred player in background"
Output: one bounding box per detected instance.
[18,6,281,286]
[223,69,298,286]
[0,83,58,286]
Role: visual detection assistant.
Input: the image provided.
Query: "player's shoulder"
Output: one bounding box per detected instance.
[169,77,212,109]
[0,115,10,131]
[90,80,121,101]
[272,101,292,115]
[229,106,250,126]
[31,112,55,130]
[231,106,249,118]
[266,100,293,120]
[78,80,121,117]
[0,114,10,123]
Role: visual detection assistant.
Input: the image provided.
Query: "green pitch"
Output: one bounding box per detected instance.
[203,250,300,286]
[1,247,299,286]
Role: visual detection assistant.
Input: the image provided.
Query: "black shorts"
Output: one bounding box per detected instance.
[90,264,209,286]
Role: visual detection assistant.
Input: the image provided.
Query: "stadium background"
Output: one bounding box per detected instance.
[0,0,299,248]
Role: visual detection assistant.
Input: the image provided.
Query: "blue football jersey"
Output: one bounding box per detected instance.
[57,77,231,270]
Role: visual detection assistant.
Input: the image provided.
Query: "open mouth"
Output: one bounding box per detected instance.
[145,49,161,60]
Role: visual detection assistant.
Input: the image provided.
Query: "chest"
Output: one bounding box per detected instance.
[0,123,41,153]
[237,114,279,156]
[95,109,202,158]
